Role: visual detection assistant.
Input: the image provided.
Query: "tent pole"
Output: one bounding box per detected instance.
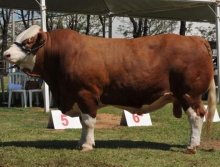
[40,0,47,31]
[12,9,15,42]
[40,0,50,112]
[8,9,15,73]
[216,1,220,103]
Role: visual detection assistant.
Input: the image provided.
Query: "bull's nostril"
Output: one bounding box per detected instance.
[6,54,10,58]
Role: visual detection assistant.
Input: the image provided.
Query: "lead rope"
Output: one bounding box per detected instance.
[0,64,20,70]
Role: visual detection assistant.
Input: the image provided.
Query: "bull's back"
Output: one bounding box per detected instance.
[54,31,213,106]
[79,34,213,88]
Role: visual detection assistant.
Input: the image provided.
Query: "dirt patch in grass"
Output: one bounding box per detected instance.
[200,140,220,151]
[95,114,220,151]
[95,113,121,129]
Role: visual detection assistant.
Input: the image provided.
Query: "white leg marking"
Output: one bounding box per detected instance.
[79,113,96,151]
[186,107,203,149]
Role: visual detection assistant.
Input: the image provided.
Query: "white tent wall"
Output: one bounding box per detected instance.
[1,0,220,112]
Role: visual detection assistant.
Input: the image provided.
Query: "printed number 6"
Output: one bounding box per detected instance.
[61,114,69,126]
[132,114,140,123]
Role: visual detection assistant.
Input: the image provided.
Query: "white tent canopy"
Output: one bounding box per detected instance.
[0,0,217,22]
[1,0,220,111]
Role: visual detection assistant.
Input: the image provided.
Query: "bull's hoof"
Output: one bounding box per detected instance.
[80,147,93,152]
[185,146,197,154]
[77,143,94,152]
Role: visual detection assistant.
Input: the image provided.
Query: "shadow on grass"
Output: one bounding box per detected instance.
[1,140,185,152]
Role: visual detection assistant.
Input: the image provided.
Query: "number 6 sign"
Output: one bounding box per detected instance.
[50,110,82,129]
[132,114,143,123]
[120,110,152,127]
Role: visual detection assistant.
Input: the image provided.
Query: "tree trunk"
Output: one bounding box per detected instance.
[31,11,34,25]
[130,17,145,38]
[130,17,138,38]
[143,19,148,36]
[179,21,186,36]
[1,9,11,57]
[74,14,78,31]
[21,10,30,29]
[0,9,11,71]
[86,15,91,35]
[99,15,105,37]
[137,18,143,37]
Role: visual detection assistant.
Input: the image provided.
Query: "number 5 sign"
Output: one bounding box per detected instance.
[50,110,82,129]
[120,110,152,127]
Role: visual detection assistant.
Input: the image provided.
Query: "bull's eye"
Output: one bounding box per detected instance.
[28,37,35,44]
[29,38,32,41]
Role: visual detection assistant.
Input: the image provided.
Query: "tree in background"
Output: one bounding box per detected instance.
[117,17,178,38]
[0,9,109,60]
[179,21,194,36]
[1,9,216,52]
[195,24,216,41]
[129,18,147,38]
[0,8,12,58]
[17,10,35,29]
[46,13,108,37]
[99,15,106,37]
[46,12,64,30]
[179,21,186,36]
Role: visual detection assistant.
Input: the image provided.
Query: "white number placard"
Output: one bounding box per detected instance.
[120,110,152,127]
[203,105,220,122]
[51,110,82,129]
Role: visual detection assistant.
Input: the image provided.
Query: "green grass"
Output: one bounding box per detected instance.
[0,105,220,167]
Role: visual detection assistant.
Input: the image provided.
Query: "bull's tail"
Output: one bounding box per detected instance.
[206,78,217,139]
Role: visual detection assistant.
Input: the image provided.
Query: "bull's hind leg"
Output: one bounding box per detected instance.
[78,113,96,151]
[186,107,203,154]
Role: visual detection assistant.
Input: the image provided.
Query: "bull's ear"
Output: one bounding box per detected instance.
[37,31,47,45]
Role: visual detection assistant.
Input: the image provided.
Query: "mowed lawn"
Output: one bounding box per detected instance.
[0,104,220,167]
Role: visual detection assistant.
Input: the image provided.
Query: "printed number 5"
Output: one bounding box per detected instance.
[61,114,69,126]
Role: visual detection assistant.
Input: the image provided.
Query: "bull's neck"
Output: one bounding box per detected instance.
[33,33,58,84]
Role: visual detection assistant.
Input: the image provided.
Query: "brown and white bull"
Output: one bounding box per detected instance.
[3,25,216,154]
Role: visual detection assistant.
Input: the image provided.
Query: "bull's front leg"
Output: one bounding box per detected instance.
[186,107,203,154]
[78,113,96,151]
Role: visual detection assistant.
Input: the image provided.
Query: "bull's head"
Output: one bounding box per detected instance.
[3,25,46,71]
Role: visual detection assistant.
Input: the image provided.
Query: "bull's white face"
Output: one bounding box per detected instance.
[3,43,35,67]
[3,25,41,70]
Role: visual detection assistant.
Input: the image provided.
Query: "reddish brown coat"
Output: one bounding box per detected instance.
[23,29,214,118]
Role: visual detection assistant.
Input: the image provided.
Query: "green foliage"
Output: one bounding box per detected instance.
[46,13,108,36]
[195,24,216,41]
[117,17,178,38]
[0,105,220,167]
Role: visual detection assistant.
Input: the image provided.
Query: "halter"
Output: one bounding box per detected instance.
[14,41,45,54]
[0,65,20,70]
